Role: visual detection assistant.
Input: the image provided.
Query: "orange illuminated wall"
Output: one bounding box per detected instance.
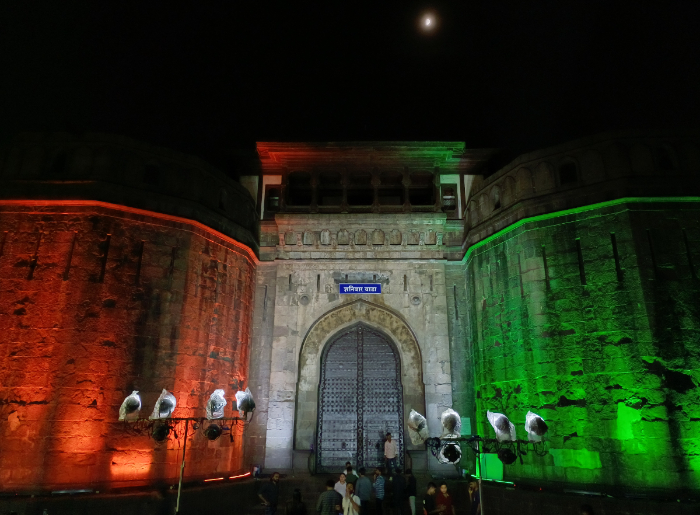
[0,200,257,491]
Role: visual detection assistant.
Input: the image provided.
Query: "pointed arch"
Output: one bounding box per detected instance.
[294,300,425,451]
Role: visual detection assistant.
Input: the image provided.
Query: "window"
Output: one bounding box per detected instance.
[347,172,373,206]
[409,173,434,205]
[318,172,343,206]
[441,184,457,211]
[558,162,577,185]
[287,172,313,206]
[378,172,404,205]
[263,186,280,218]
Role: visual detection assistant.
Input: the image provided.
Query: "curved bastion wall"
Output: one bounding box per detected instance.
[0,132,259,252]
[456,132,700,493]
[0,134,258,490]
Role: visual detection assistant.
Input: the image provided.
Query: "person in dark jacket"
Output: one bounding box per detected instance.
[354,468,372,515]
[422,483,444,515]
[286,488,308,515]
[317,479,342,515]
[259,472,281,515]
[405,469,417,515]
[392,468,406,515]
[468,478,480,515]
[373,467,386,515]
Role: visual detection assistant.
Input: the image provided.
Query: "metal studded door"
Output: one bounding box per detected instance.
[316,324,404,474]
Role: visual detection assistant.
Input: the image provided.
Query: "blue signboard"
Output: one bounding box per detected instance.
[339,283,382,294]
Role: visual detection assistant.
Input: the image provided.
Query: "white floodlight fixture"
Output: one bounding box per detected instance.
[440,408,462,439]
[525,411,549,442]
[437,442,462,464]
[119,390,142,421]
[149,389,177,420]
[487,410,516,442]
[235,387,256,417]
[407,409,429,445]
[206,389,227,420]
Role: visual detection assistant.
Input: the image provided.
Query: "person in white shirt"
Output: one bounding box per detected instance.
[384,432,398,475]
[334,473,347,498]
[342,482,361,515]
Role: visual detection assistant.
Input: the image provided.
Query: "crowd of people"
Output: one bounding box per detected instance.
[258,467,598,515]
[257,465,482,515]
[322,465,480,515]
[256,432,482,515]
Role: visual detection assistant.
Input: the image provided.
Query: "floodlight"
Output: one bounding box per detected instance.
[440,408,461,439]
[235,387,255,416]
[206,389,227,420]
[151,422,171,443]
[525,411,548,442]
[407,409,429,445]
[150,389,177,420]
[204,424,222,441]
[487,410,516,442]
[437,442,462,464]
[119,391,142,421]
[497,448,517,465]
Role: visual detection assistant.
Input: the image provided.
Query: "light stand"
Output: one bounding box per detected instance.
[120,416,249,515]
[426,435,548,515]
[175,419,188,514]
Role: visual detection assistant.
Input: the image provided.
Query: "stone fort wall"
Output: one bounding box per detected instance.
[0,134,258,491]
[454,131,700,494]
[2,130,699,499]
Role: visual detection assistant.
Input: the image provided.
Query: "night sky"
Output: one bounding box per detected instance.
[1,2,699,171]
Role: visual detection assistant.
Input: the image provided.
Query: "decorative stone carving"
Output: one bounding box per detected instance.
[425,230,437,245]
[419,232,425,245]
[355,229,367,245]
[411,295,421,306]
[299,295,310,306]
[285,231,296,245]
[279,232,285,246]
[303,231,315,245]
[371,229,385,245]
[296,232,303,246]
[337,229,350,245]
[320,230,331,245]
[389,229,402,245]
[437,233,443,246]
[407,231,420,245]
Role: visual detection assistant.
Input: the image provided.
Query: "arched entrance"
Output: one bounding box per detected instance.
[316,323,404,474]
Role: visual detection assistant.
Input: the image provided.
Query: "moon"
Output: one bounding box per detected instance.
[420,13,436,31]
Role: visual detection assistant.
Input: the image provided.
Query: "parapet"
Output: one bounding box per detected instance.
[0,132,259,252]
[464,130,700,248]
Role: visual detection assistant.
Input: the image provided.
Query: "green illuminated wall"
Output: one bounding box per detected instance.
[464,198,700,491]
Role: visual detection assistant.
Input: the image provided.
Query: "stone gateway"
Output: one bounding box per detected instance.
[0,133,699,499]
